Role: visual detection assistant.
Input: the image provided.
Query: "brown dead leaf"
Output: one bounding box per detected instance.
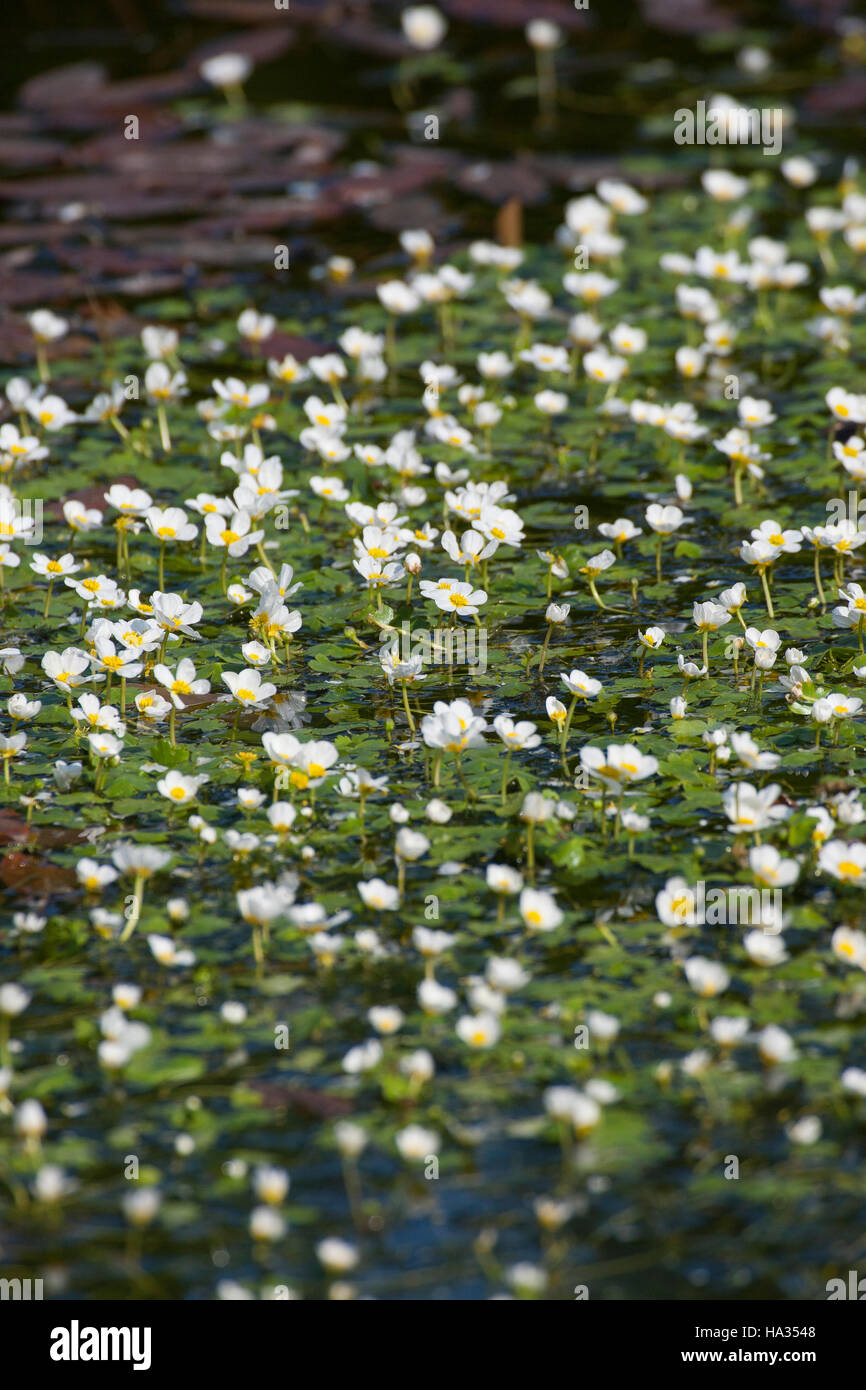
[248,1081,354,1118]
[0,851,77,899]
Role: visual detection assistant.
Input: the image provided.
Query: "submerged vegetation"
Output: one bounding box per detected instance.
[1,1,866,1301]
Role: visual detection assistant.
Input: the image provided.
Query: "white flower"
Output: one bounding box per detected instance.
[587,1009,620,1041]
[253,1165,290,1205]
[421,698,487,753]
[456,1012,501,1047]
[0,983,30,1016]
[200,52,252,88]
[757,1024,796,1064]
[395,827,430,861]
[368,1006,404,1035]
[221,1002,247,1025]
[561,668,602,698]
[123,1188,160,1226]
[28,308,68,342]
[519,888,563,932]
[157,770,208,805]
[222,668,277,709]
[831,926,866,967]
[749,845,799,887]
[493,714,541,750]
[316,1237,359,1271]
[743,931,789,966]
[684,957,730,997]
[580,744,658,789]
[646,503,684,534]
[520,792,555,823]
[401,4,446,49]
[357,879,399,911]
[787,1116,822,1145]
[526,19,561,49]
[417,979,457,1015]
[250,1206,285,1242]
[819,840,866,884]
[486,863,524,895]
[111,844,171,876]
[486,957,529,992]
[710,1016,750,1047]
[147,935,195,967]
[15,1098,47,1138]
[723,782,789,833]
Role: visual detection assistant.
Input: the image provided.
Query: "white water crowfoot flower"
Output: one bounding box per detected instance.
[200,51,252,111]
[222,668,277,741]
[536,601,570,674]
[145,363,187,451]
[421,698,487,797]
[157,769,209,807]
[494,714,541,803]
[723,783,789,839]
[149,592,203,646]
[430,579,487,618]
[519,887,563,933]
[693,601,731,673]
[146,507,198,589]
[153,657,211,745]
[579,548,617,609]
[646,504,685,582]
[677,652,707,695]
[31,551,80,618]
[580,745,658,839]
[738,539,777,619]
[637,625,665,677]
[111,843,172,941]
[557,669,602,771]
[818,840,866,885]
[0,732,27,785]
[28,308,67,382]
[486,862,524,925]
[205,511,265,592]
[684,957,730,998]
[520,792,555,879]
